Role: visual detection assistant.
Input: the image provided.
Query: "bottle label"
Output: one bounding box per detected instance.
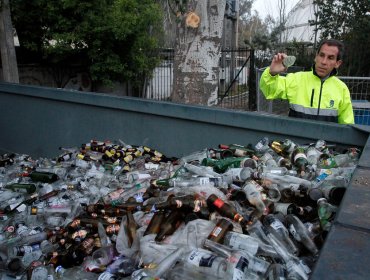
[187,250,217,268]
[288,224,301,242]
[213,198,224,209]
[16,224,29,235]
[293,152,307,162]
[98,272,115,280]
[210,226,222,238]
[249,255,269,274]
[199,177,210,185]
[228,234,258,255]
[270,220,284,231]
[233,256,249,280]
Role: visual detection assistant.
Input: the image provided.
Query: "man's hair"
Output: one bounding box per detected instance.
[317,39,345,61]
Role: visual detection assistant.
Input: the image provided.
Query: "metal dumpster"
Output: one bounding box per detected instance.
[1,82,370,279]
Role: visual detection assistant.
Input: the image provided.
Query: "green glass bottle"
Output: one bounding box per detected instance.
[291,147,308,174]
[28,171,59,183]
[4,183,37,194]
[201,157,257,173]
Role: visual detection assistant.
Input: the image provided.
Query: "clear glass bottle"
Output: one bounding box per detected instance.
[263,214,299,256]
[223,231,280,259]
[242,179,267,217]
[285,214,319,256]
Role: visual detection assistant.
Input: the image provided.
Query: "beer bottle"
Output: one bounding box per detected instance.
[218,144,255,158]
[155,210,185,242]
[205,218,233,244]
[143,211,165,236]
[126,211,138,247]
[206,194,248,226]
[291,147,308,175]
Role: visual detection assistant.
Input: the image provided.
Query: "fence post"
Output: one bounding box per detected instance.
[248,49,256,111]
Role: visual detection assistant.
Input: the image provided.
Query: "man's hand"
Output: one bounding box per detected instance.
[269,53,287,76]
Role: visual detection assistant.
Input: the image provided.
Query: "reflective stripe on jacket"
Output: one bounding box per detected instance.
[260,67,354,124]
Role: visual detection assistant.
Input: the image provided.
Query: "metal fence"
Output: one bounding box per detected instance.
[144,48,254,110]
[255,67,370,125]
[143,49,370,125]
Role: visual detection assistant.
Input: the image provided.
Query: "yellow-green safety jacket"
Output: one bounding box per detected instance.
[260,67,354,124]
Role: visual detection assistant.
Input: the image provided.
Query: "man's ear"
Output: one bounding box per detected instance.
[335,60,343,69]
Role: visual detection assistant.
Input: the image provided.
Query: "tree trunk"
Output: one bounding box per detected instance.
[171,0,226,106]
[0,0,19,83]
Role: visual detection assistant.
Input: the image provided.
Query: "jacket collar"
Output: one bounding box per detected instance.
[312,63,338,80]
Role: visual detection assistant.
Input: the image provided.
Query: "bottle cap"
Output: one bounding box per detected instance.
[30,207,38,215]
[317,197,327,205]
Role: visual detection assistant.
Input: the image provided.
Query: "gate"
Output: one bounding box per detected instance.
[144,48,255,110]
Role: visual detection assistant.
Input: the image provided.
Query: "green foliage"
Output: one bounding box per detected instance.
[11,0,164,86]
[314,0,370,76]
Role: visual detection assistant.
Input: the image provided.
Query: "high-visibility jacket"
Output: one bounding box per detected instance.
[260,67,354,124]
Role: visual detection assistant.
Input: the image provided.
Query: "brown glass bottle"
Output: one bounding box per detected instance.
[155,210,185,242]
[143,211,165,236]
[206,194,246,226]
[206,218,234,244]
[126,211,138,247]
[85,204,127,217]
[67,217,111,232]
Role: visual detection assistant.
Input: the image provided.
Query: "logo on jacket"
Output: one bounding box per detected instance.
[327,100,335,108]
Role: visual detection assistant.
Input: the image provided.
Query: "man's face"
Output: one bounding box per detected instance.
[314,43,342,78]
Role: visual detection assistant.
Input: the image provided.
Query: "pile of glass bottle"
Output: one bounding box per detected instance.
[0,137,360,280]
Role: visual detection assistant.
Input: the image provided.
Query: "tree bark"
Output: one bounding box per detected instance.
[171,0,226,106]
[0,0,19,83]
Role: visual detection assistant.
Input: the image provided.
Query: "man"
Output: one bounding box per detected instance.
[260,39,354,124]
